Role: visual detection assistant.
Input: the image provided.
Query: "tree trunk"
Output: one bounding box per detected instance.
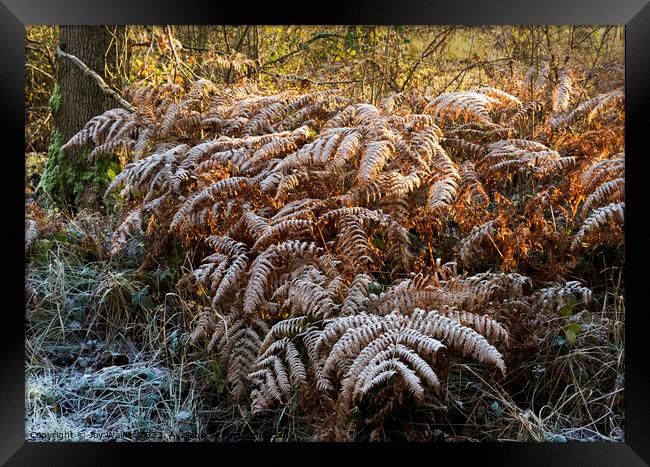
[41,25,126,210]
[55,25,125,142]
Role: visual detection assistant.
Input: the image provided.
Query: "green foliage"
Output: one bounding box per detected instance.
[49,83,61,114]
[37,127,66,205]
[26,152,48,191]
[132,286,154,310]
[372,233,385,249]
[367,280,384,296]
[559,295,578,317]
[564,323,582,346]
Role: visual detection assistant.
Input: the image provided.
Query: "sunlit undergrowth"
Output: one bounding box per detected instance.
[25,34,624,440]
[25,223,624,441]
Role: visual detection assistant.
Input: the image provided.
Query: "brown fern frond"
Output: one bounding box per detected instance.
[553,68,573,113]
[340,273,373,316]
[425,92,499,124]
[536,281,593,312]
[436,307,509,346]
[110,209,143,256]
[253,218,314,251]
[250,337,309,412]
[571,201,624,250]
[478,86,522,108]
[317,308,505,430]
[508,100,545,130]
[193,253,230,295]
[588,87,624,123]
[208,309,269,401]
[170,176,249,231]
[357,140,395,185]
[329,131,363,170]
[336,214,375,275]
[244,241,324,314]
[534,62,550,96]
[427,177,460,213]
[458,219,499,264]
[458,161,489,206]
[551,85,623,129]
[441,137,485,159]
[580,177,624,219]
[202,235,249,306]
[579,153,624,193]
[25,219,38,250]
[482,139,570,179]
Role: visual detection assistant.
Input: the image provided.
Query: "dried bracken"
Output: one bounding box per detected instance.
[553,68,573,113]
[60,62,623,440]
[571,202,624,251]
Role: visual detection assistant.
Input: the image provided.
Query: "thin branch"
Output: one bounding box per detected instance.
[166,25,182,83]
[259,69,361,86]
[438,58,511,94]
[26,63,54,81]
[261,32,347,67]
[55,46,134,112]
[165,26,201,83]
[25,43,56,70]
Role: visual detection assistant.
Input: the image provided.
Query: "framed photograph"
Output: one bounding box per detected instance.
[4,0,649,464]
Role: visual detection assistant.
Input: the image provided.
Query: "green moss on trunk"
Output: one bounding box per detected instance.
[38,127,121,211]
[49,83,61,115]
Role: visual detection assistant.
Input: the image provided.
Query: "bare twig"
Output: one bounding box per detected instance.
[166,25,182,83]
[55,46,134,112]
[259,69,361,86]
[438,58,511,94]
[261,32,347,68]
[26,63,54,81]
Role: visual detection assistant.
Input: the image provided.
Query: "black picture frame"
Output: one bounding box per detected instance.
[3,1,649,465]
